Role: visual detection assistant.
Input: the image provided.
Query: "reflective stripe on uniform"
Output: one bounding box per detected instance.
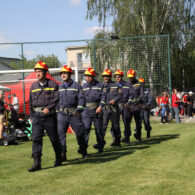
[122,86,129,89]
[31,88,54,93]
[92,87,101,90]
[128,99,136,102]
[59,88,78,92]
[77,106,85,109]
[44,88,54,91]
[67,88,78,91]
[110,87,117,89]
[133,84,140,86]
[31,89,42,93]
[83,88,90,91]
[101,101,106,104]
[59,89,65,91]
[83,87,101,91]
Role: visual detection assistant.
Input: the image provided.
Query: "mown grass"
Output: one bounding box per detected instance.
[0,120,195,195]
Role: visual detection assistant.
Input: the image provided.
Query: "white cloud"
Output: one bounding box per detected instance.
[69,0,82,5]
[0,31,12,51]
[85,26,112,35]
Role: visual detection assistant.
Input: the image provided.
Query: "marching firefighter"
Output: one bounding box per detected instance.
[82,68,106,153]
[138,77,152,138]
[57,65,88,160]
[102,69,122,146]
[28,61,62,172]
[126,69,144,142]
[113,70,131,144]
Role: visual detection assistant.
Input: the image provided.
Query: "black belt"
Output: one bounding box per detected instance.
[86,102,99,110]
[33,107,56,114]
[104,105,117,112]
[59,107,76,114]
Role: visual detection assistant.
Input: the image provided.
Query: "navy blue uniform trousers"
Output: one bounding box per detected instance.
[82,109,104,149]
[57,112,87,151]
[32,114,61,158]
[140,109,152,132]
[103,106,121,139]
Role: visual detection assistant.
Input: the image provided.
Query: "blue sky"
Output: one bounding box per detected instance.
[0,0,111,61]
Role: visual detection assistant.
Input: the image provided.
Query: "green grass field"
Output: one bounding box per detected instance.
[0,120,195,195]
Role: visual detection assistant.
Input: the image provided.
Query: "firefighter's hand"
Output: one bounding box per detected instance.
[109,100,116,105]
[73,111,80,117]
[96,106,102,114]
[42,108,50,115]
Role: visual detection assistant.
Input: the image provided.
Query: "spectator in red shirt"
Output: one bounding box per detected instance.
[160,92,169,105]
[160,92,170,120]
[172,89,181,123]
[182,93,188,117]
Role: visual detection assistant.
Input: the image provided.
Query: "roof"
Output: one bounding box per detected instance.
[0,57,21,61]
[0,57,21,70]
[65,46,88,51]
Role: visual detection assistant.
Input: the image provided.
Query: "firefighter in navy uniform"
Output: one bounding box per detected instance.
[57,65,88,160]
[82,68,106,153]
[102,69,122,146]
[138,77,152,138]
[28,61,62,172]
[126,69,144,142]
[113,70,131,144]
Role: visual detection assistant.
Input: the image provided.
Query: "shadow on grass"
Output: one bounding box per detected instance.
[132,134,180,146]
[42,133,180,170]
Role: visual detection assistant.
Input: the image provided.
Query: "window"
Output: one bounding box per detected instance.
[77,53,82,67]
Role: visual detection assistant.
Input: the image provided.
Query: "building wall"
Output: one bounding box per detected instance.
[66,47,90,68]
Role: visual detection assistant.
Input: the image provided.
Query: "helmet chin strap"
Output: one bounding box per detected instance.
[39,71,47,83]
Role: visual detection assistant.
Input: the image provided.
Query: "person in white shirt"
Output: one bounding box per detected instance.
[12,94,19,112]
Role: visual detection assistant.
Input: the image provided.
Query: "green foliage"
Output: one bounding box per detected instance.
[0,120,195,194]
[8,54,61,70]
[87,0,195,91]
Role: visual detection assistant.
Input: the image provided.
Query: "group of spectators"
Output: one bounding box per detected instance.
[155,90,194,123]
[0,91,19,140]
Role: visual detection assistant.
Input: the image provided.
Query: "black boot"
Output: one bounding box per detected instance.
[121,137,130,144]
[93,143,99,150]
[28,156,41,172]
[54,153,62,167]
[61,150,67,162]
[134,133,142,142]
[78,148,88,159]
[54,158,62,167]
[98,141,106,153]
[110,137,121,147]
[146,131,151,138]
[94,140,106,150]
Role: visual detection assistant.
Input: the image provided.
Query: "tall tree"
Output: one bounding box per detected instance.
[87,0,195,91]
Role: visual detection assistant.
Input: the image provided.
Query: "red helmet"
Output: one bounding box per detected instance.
[34,61,48,71]
[102,69,112,76]
[127,69,136,78]
[138,77,145,83]
[60,65,73,74]
[114,69,124,77]
[84,68,96,77]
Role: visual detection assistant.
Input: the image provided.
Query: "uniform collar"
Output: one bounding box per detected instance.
[118,80,125,87]
[63,79,73,88]
[86,79,97,86]
[38,78,48,87]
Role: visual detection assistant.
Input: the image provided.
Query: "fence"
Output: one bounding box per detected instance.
[0,35,171,114]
